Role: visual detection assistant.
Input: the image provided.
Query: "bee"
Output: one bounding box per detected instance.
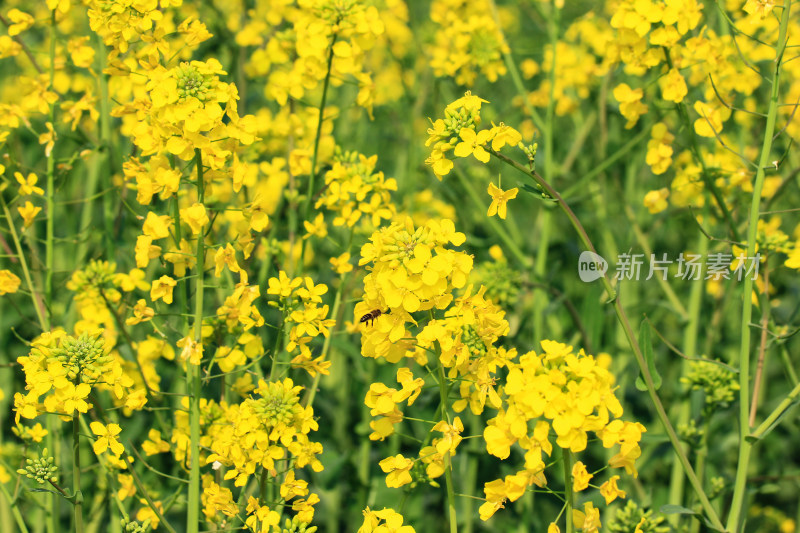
[359,309,387,326]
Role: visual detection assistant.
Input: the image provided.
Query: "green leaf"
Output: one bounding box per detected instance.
[521,184,557,203]
[659,504,698,516]
[747,397,800,443]
[635,320,662,391]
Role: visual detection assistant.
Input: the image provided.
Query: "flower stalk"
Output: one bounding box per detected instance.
[436,363,458,533]
[488,146,724,530]
[727,4,792,529]
[186,149,206,533]
[72,413,83,533]
[562,449,573,533]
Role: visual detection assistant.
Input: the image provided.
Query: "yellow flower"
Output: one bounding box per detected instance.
[613,84,648,129]
[453,127,492,163]
[267,271,303,298]
[142,212,172,240]
[67,36,95,68]
[330,252,353,274]
[0,270,22,294]
[15,172,44,195]
[599,475,626,504]
[150,275,176,304]
[141,429,170,456]
[785,247,800,270]
[659,68,688,103]
[38,122,56,157]
[743,0,775,18]
[358,507,416,533]
[693,101,729,138]
[378,454,414,488]
[17,201,42,228]
[644,188,669,214]
[487,183,518,220]
[432,416,463,456]
[124,389,147,411]
[573,502,601,532]
[126,299,155,325]
[303,213,327,239]
[6,9,34,36]
[60,383,92,415]
[214,243,241,277]
[180,202,209,234]
[135,235,162,268]
[571,461,592,492]
[478,479,507,520]
[114,269,150,292]
[490,123,522,151]
[177,335,204,365]
[90,421,125,457]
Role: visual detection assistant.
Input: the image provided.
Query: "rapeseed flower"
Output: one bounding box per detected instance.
[487,182,518,220]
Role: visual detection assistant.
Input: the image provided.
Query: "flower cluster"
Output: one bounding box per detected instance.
[267,271,335,376]
[315,149,397,229]
[424,94,525,221]
[479,340,645,520]
[203,378,322,528]
[355,216,471,363]
[14,330,134,422]
[356,213,645,526]
[236,0,385,110]
[357,507,416,533]
[428,0,509,86]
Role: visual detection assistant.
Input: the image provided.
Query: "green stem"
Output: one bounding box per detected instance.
[303,263,350,408]
[0,479,29,533]
[689,420,710,533]
[259,467,269,532]
[45,8,56,327]
[0,197,48,330]
[45,12,59,533]
[561,125,651,200]
[487,0,544,132]
[750,379,800,440]
[726,3,791,530]
[186,149,206,533]
[122,454,179,533]
[72,414,84,533]
[300,30,338,264]
[436,364,458,533]
[663,53,740,243]
[462,413,481,533]
[623,204,689,320]
[488,147,724,530]
[562,449,573,533]
[667,221,707,525]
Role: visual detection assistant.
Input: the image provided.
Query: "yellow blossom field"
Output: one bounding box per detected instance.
[0,0,799,532]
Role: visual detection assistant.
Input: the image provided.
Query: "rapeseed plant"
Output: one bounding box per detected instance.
[1,1,799,532]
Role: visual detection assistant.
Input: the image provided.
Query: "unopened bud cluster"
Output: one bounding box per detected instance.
[51,332,110,380]
[121,517,151,533]
[281,515,318,533]
[67,260,118,293]
[176,63,214,102]
[607,501,668,533]
[17,449,57,484]
[439,107,479,148]
[250,381,301,428]
[680,360,739,415]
